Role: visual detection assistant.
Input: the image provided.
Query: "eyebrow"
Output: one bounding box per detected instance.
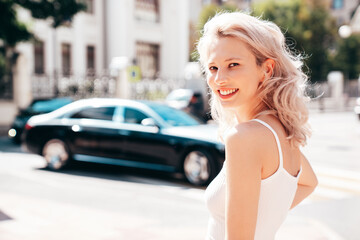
[208,57,244,65]
[224,57,244,62]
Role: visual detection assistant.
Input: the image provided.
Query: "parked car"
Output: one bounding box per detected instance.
[166,88,209,122]
[23,98,225,186]
[8,97,73,143]
[355,97,360,120]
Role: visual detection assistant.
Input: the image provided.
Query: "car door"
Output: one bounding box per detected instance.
[66,106,127,160]
[120,107,176,170]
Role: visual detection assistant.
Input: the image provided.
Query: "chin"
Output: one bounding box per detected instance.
[219,101,240,109]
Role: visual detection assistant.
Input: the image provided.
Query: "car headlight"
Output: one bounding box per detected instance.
[8,128,17,138]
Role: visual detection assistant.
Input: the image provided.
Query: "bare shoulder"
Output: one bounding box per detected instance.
[224,121,273,148]
[224,121,273,167]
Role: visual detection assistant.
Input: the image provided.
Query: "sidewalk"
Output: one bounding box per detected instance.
[0,191,345,240]
[278,213,345,240]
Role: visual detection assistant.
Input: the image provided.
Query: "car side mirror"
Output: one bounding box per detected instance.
[141,118,160,131]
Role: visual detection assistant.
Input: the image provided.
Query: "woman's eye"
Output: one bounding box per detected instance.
[209,66,218,71]
[229,63,239,67]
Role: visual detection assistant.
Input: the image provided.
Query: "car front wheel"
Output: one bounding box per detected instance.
[183,150,216,186]
[42,139,70,170]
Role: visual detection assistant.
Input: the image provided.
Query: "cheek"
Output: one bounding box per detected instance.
[206,76,214,90]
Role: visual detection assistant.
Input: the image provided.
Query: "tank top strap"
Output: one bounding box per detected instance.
[251,119,284,168]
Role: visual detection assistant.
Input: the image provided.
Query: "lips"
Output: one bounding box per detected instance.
[217,88,239,99]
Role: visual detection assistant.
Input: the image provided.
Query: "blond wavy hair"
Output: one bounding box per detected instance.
[197,12,311,147]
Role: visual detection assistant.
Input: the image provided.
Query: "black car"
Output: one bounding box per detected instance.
[8,97,73,143]
[23,98,225,185]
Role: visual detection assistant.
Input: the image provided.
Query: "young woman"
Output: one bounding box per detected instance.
[197,12,318,240]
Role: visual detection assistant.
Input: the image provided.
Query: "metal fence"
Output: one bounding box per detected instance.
[130,77,186,100]
[32,72,117,99]
[4,71,358,102]
[306,79,359,99]
[31,72,186,101]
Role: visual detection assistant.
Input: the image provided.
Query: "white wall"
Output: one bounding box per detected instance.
[106,0,190,79]
[0,1,106,127]
[106,0,132,66]
[160,0,189,79]
[16,0,105,78]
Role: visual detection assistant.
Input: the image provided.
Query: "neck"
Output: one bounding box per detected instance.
[234,100,268,123]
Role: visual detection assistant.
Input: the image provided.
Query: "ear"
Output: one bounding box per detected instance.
[261,59,275,82]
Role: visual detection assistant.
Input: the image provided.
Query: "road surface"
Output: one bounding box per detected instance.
[0,111,359,240]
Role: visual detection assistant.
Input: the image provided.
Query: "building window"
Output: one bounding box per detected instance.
[61,43,71,76]
[34,40,45,74]
[135,0,160,22]
[86,45,95,75]
[332,0,344,9]
[136,42,159,79]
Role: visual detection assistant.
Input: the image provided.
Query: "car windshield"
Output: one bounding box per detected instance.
[29,98,73,113]
[146,103,201,127]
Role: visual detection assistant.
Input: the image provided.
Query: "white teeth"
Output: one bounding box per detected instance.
[219,89,237,95]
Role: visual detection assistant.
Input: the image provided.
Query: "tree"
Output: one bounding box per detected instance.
[0,0,86,97]
[191,3,237,61]
[330,34,360,80]
[198,3,237,35]
[0,1,32,47]
[15,0,86,28]
[253,0,337,83]
[17,0,87,95]
[0,0,33,98]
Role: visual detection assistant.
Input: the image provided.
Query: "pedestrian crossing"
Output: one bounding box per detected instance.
[161,165,360,204]
[304,165,360,204]
[129,164,360,204]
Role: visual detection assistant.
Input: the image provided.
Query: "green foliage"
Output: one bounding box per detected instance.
[0,1,33,47]
[0,49,5,77]
[15,0,86,28]
[198,4,237,33]
[0,0,86,47]
[331,34,360,80]
[191,3,237,61]
[0,0,86,96]
[253,0,337,83]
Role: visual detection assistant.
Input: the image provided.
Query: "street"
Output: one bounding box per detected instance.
[0,111,360,240]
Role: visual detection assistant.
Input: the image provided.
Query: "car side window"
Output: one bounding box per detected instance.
[70,107,116,121]
[124,107,148,124]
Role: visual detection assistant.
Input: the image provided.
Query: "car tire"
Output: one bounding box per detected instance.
[183,149,217,186]
[42,139,70,170]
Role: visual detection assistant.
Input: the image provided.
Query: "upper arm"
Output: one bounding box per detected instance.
[298,152,318,188]
[225,126,263,240]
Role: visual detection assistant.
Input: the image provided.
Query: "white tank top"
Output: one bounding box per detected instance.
[205,119,302,240]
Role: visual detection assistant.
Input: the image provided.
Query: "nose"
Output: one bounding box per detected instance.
[214,69,227,85]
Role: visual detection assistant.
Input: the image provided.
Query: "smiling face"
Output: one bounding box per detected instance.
[206,36,266,120]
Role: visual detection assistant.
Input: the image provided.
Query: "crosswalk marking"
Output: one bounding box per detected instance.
[120,165,360,204]
[170,165,360,204]
[314,165,360,182]
[305,165,360,203]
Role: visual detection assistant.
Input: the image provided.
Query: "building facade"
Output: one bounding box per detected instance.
[0,0,191,126]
